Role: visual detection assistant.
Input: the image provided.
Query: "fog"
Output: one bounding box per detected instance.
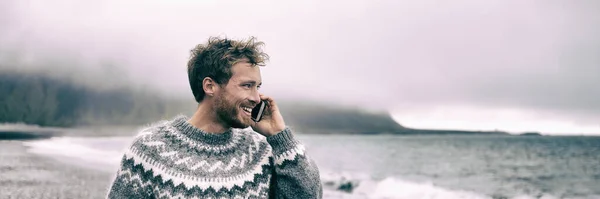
[1,0,599,134]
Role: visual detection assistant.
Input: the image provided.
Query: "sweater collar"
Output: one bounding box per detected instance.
[170,115,234,145]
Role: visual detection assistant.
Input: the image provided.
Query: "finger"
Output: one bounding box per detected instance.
[258,94,278,112]
[258,94,273,104]
[259,93,268,101]
[266,97,277,109]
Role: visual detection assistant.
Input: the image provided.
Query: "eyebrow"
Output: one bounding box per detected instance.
[241,80,262,86]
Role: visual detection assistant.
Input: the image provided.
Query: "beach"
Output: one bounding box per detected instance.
[0,141,113,199]
[2,129,600,199]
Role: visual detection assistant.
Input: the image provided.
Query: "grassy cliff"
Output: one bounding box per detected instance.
[0,71,509,135]
[0,71,405,133]
[0,71,195,127]
[277,101,405,134]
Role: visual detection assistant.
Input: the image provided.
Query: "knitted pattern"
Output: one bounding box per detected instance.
[106,115,322,199]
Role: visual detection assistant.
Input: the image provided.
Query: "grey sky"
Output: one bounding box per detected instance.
[1,0,599,134]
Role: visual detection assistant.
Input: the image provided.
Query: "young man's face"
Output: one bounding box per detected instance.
[214,61,262,129]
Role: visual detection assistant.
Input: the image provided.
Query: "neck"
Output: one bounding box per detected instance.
[188,100,228,134]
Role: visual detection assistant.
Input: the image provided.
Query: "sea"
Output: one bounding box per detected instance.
[21,130,600,199]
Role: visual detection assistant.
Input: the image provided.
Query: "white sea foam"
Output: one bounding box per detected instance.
[320,170,490,199]
[369,177,489,199]
[23,136,132,172]
[23,136,570,199]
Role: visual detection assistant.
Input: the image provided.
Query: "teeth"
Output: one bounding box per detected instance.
[242,107,251,112]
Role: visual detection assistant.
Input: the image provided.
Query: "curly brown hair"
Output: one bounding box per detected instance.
[187,36,270,102]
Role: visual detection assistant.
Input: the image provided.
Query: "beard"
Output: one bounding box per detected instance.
[214,92,252,129]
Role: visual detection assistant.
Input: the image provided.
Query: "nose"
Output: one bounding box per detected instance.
[249,90,261,105]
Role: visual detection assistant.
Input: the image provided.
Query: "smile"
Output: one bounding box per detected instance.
[241,106,252,115]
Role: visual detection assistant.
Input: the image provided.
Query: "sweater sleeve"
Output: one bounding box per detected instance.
[266,127,323,199]
[105,143,155,198]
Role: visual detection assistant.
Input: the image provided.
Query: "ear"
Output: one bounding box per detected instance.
[202,77,219,97]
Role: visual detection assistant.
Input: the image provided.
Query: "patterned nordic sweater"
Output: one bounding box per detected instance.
[106,115,323,199]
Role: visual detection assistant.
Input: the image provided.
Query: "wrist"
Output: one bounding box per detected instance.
[266,127,299,153]
[266,126,286,136]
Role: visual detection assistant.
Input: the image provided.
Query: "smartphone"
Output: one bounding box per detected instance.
[251,100,268,122]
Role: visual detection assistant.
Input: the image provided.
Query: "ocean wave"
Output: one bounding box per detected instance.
[22,136,575,199]
[0,123,64,140]
[0,123,42,129]
[22,136,132,172]
[370,177,488,199]
[321,170,490,199]
[320,172,574,199]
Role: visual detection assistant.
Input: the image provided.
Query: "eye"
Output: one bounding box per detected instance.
[242,84,252,88]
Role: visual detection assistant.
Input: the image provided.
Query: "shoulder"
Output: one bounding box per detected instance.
[233,127,274,156]
[123,119,172,155]
[134,119,171,139]
[234,127,269,144]
[115,120,174,178]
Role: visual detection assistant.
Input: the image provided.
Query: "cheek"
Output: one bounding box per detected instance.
[233,93,249,103]
[223,88,250,107]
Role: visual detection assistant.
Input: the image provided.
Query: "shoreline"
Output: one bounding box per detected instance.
[0,140,114,199]
[4,133,599,199]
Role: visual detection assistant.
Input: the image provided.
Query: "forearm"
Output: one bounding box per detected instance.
[267,127,323,199]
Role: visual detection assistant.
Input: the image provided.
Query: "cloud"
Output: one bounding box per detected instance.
[1,0,598,133]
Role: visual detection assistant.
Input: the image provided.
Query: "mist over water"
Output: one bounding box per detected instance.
[2,2,600,199]
[1,0,599,133]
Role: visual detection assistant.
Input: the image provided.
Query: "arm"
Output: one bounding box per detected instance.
[267,127,323,199]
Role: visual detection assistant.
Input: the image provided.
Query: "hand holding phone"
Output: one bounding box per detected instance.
[251,94,286,136]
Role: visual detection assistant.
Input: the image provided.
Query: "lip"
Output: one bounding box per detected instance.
[241,106,252,116]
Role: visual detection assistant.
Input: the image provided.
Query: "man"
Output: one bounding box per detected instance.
[106,36,323,198]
